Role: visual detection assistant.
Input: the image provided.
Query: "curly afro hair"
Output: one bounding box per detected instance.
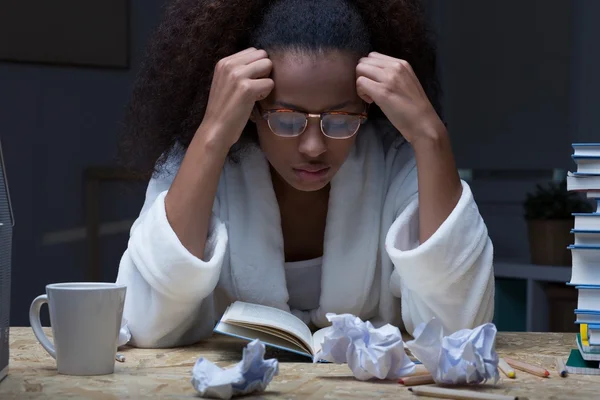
[118,0,440,178]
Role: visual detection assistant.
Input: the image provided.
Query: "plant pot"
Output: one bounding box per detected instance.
[526,218,573,266]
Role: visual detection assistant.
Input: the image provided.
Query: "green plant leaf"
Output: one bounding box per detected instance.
[523,178,593,219]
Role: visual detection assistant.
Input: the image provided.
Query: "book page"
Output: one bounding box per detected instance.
[229,321,309,353]
[214,321,312,359]
[311,327,328,355]
[222,302,313,351]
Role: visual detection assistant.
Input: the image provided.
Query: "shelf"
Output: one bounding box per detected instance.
[494,260,571,283]
[494,260,573,332]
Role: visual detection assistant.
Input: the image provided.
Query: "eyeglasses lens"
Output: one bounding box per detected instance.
[268,112,362,138]
[268,112,306,137]
[321,114,361,138]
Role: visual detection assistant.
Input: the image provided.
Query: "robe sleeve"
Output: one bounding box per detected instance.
[115,160,227,347]
[384,151,495,335]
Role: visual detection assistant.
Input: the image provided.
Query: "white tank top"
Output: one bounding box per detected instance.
[284,257,322,311]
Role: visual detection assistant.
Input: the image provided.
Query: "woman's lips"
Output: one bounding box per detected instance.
[292,165,331,182]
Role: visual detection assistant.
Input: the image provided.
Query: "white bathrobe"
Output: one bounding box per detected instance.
[116,120,495,348]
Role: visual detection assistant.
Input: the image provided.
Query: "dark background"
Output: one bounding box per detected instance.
[2,0,599,329]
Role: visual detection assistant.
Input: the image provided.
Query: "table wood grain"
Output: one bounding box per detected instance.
[1,327,600,399]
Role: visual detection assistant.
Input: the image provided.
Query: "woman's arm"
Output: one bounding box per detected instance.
[166,47,274,259]
[355,51,463,244]
[385,173,495,335]
[357,52,494,334]
[165,128,229,259]
[411,125,463,244]
[116,48,274,347]
[116,168,228,347]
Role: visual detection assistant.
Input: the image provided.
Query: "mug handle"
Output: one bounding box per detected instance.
[29,295,56,359]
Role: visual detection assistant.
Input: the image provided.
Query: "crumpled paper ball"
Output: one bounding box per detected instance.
[118,318,131,348]
[405,318,499,385]
[313,313,415,380]
[191,339,279,399]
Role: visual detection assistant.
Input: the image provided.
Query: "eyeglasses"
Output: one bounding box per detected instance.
[256,103,368,139]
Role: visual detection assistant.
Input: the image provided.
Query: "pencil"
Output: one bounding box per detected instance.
[503,357,549,378]
[555,356,567,377]
[408,386,519,400]
[410,364,430,377]
[398,374,434,386]
[498,358,515,379]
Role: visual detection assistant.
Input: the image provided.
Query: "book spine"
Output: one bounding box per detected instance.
[582,324,589,341]
[571,145,600,363]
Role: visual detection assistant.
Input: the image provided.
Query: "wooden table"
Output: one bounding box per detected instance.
[2,328,600,399]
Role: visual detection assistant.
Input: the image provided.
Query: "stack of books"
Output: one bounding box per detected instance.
[565,143,600,374]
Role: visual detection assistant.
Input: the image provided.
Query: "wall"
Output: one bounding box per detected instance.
[2,0,164,326]
[424,0,600,330]
[422,0,580,256]
[4,0,600,328]
[571,0,600,143]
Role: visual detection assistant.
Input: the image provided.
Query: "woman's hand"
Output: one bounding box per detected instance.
[357,52,462,243]
[199,47,274,149]
[356,52,445,145]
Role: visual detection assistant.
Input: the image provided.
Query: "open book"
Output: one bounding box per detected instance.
[213,301,329,360]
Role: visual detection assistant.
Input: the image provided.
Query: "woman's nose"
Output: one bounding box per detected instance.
[298,119,327,158]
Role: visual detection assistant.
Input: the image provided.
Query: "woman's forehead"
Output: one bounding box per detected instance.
[267,51,361,111]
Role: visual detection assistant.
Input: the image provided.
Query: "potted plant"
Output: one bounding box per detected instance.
[523,179,593,266]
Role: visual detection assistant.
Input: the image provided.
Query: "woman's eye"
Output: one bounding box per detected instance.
[279,119,296,127]
[276,113,305,125]
[327,116,350,126]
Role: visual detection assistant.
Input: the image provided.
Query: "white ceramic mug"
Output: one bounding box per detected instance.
[29,282,126,375]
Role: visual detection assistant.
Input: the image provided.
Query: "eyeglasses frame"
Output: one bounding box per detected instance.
[255,103,369,139]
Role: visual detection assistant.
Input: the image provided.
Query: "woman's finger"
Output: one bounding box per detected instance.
[358,92,373,104]
[248,78,275,100]
[356,62,387,83]
[241,58,273,79]
[229,47,258,60]
[219,47,256,66]
[359,56,396,69]
[368,52,402,63]
[235,49,269,66]
[356,76,381,104]
[366,53,414,74]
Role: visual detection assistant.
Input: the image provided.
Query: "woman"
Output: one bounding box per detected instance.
[116,0,495,348]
